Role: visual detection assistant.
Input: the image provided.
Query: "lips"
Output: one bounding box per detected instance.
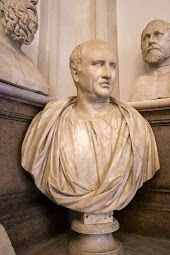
[100,81,109,85]
[147,47,161,54]
[99,82,110,89]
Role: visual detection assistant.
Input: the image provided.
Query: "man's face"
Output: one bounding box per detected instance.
[75,43,116,101]
[141,21,170,65]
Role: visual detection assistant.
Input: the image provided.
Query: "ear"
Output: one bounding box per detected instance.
[71,67,79,83]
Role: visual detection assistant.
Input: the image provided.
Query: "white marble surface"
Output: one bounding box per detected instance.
[130,19,170,102]
[22,41,159,214]
[117,0,170,102]
[0,0,49,95]
[128,98,170,110]
[0,81,51,106]
[82,212,113,224]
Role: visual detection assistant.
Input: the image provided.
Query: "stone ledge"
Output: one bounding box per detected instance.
[0,81,53,106]
[128,98,170,110]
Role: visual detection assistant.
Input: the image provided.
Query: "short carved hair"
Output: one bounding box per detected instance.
[69,42,89,73]
[0,0,39,45]
[69,40,113,76]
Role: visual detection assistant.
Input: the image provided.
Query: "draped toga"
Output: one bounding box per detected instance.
[21,97,160,213]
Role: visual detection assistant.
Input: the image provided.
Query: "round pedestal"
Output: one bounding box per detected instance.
[68,218,124,255]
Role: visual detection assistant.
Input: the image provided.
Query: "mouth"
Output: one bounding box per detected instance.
[100,81,110,85]
[147,47,161,55]
[100,83,110,88]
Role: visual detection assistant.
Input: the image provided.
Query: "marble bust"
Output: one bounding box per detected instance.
[22,40,159,254]
[131,19,170,102]
[0,0,48,95]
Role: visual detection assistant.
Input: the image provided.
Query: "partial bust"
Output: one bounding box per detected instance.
[0,0,48,95]
[131,19,170,102]
[22,40,159,214]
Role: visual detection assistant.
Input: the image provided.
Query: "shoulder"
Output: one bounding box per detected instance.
[110,96,148,123]
[44,96,77,110]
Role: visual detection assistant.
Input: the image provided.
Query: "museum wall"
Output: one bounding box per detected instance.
[22,0,119,99]
[117,0,170,102]
[22,0,170,103]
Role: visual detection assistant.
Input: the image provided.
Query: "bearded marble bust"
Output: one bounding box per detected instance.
[131,19,170,101]
[0,0,48,95]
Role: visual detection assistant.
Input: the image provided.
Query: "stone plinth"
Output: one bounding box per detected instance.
[68,213,124,255]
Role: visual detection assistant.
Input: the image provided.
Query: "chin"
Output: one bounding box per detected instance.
[143,51,168,65]
[97,91,112,99]
[93,87,113,100]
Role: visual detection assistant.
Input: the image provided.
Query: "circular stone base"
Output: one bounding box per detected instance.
[68,218,124,255]
[68,234,124,255]
[71,218,119,234]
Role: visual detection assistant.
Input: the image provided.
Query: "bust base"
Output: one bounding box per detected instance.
[68,217,124,255]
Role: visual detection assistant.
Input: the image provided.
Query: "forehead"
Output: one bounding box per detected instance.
[83,44,116,61]
[143,21,168,35]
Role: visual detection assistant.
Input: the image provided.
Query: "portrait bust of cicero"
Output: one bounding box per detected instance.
[22,40,159,215]
[0,0,48,95]
[131,19,170,101]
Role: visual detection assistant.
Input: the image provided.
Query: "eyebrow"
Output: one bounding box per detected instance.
[91,60,104,64]
[91,60,116,64]
[154,30,164,34]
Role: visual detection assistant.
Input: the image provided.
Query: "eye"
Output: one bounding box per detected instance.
[110,62,116,70]
[143,34,150,41]
[91,60,104,67]
[154,31,163,39]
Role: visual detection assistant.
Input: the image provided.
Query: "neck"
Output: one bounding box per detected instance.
[75,93,110,118]
[0,21,22,51]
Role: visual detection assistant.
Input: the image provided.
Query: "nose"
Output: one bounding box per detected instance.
[148,35,156,46]
[101,64,111,78]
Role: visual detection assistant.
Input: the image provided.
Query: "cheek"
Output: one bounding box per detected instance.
[111,71,116,81]
[89,72,100,82]
[161,39,168,48]
[142,43,147,51]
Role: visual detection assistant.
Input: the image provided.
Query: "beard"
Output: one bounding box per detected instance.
[142,45,170,64]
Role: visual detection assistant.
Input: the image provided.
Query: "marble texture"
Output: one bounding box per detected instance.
[0,81,51,105]
[131,19,170,102]
[69,216,123,255]
[82,212,113,224]
[22,40,160,254]
[22,41,159,214]
[0,0,49,95]
[22,40,159,213]
[128,98,170,110]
